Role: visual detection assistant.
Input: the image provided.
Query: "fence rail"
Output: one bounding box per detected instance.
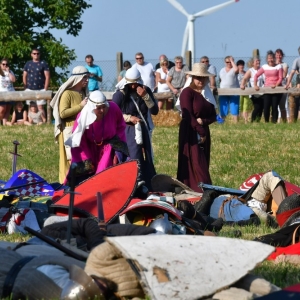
[2,88,300,124]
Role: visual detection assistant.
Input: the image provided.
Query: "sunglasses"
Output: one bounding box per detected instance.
[135,57,143,60]
[201,60,209,63]
[32,53,40,55]
[1,63,8,66]
[225,61,231,63]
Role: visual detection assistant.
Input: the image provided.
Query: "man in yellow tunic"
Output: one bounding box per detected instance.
[50,66,89,183]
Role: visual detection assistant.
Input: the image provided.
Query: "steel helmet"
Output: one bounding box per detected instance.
[150,213,172,234]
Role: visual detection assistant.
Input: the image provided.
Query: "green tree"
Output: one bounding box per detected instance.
[0,0,92,87]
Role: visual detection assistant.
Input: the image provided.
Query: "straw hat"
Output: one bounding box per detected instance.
[185,63,214,77]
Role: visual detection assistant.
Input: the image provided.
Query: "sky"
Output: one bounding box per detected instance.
[52,0,300,63]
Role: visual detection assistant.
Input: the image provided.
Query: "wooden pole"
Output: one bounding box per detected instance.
[116,52,123,79]
[47,100,51,124]
[0,90,53,101]
[185,51,192,70]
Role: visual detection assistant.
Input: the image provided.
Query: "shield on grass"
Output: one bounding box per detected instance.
[107,235,274,300]
[52,160,138,223]
[3,169,54,197]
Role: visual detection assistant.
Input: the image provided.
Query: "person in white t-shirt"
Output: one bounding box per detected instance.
[219,56,239,123]
[132,52,155,91]
[155,57,172,110]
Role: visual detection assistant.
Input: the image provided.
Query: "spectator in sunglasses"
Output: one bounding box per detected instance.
[23,48,50,117]
[0,58,16,125]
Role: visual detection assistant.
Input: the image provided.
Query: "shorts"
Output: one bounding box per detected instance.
[25,88,47,105]
[219,95,240,117]
[239,95,252,112]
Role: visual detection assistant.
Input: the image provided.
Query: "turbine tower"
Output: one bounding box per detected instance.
[167,0,239,61]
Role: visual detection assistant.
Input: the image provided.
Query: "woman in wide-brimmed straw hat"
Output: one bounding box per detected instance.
[50,66,90,183]
[177,63,216,192]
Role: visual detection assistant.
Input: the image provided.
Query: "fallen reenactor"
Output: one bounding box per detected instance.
[195,170,287,227]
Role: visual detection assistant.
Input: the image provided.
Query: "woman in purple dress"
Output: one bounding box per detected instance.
[65,90,128,185]
[177,63,216,192]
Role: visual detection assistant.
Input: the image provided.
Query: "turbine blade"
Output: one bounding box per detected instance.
[193,0,239,18]
[166,0,190,18]
[181,22,189,56]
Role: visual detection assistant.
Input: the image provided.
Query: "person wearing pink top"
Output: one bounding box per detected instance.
[254,50,283,123]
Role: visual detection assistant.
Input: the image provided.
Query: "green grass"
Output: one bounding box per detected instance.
[1,121,300,288]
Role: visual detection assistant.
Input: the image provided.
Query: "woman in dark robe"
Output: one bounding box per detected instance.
[113,67,159,190]
[177,63,216,192]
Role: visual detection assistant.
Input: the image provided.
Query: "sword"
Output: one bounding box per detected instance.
[96,192,106,233]
[9,140,21,176]
[0,180,46,193]
[66,163,77,244]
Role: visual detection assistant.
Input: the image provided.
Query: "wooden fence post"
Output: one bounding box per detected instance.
[116,52,123,79]
[185,51,192,70]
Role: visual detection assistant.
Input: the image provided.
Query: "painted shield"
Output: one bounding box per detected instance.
[3,169,54,197]
[239,173,263,192]
[107,235,274,300]
[239,172,300,196]
[52,160,138,223]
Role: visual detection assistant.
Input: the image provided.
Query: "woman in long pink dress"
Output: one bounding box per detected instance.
[65,90,128,184]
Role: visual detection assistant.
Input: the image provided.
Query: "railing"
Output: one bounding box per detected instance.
[1,87,300,124]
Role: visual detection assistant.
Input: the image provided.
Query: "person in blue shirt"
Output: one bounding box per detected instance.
[85,54,103,91]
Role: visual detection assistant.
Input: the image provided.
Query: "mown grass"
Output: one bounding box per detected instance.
[1,116,300,288]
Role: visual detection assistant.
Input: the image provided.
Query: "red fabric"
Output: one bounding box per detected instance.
[267,243,300,260]
[284,283,300,292]
[14,208,30,225]
[276,207,300,227]
[0,211,11,233]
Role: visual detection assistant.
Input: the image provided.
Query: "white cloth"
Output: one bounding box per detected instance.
[50,66,89,140]
[65,92,109,148]
[176,77,217,112]
[134,122,143,145]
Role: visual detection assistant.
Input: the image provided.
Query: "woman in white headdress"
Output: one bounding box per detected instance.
[113,67,158,190]
[50,66,90,183]
[64,90,128,185]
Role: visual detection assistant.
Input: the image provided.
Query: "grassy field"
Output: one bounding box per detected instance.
[1,114,300,288]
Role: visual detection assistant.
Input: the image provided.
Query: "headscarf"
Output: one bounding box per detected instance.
[50,66,90,140]
[65,90,109,148]
[115,67,143,90]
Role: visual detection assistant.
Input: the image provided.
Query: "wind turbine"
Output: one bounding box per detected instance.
[167,0,239,61]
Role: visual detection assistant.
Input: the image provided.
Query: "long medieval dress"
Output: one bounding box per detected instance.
[177,86,216,192]
[113,86,158,190]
